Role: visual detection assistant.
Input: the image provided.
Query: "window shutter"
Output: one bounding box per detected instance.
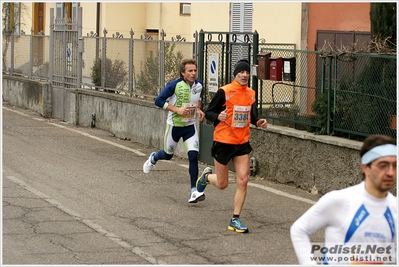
[230,2,253,32]
[72,2,79,30]
[72,2,79,22]
[56,2,64,19]
[243,3,253,32]
[230,3,253,68]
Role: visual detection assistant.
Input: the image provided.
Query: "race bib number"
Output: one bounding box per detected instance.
[232,105,250,128]
[182,103,197,122]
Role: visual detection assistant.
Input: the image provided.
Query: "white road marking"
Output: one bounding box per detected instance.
[49,122,147,156]
[6,175,166,265]
[180,166,316,204]
[3,106,146,156]
[4,106,317,206]
[248,182,316,204]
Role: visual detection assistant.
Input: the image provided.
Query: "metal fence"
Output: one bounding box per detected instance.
[79,29,195,97]
[2,29,195,98]
[256,47,397,139]
[196,31,258,110]
[2,30,50,79]
[2,30,397,140]
[257,47,322,131]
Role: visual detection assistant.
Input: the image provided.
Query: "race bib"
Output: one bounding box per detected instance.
[182,103,197,122]
[232,105,250,128]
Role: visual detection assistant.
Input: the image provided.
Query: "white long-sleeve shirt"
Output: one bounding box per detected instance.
[290,182,397,265]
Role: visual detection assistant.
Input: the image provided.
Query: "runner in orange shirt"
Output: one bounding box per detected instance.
[197,59,267,233]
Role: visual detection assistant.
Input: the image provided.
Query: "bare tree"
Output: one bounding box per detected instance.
[2,3,28,71]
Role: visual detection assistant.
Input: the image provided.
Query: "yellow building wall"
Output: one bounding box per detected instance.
[146,3,160,30]
[253,2,302,45]
[190,2,302,46]
[99,3,146,37]
[20,2,33,34]
[80,2,97,36]
[19,2,302,47]
[158,2,192,40]
[190,2,230,34]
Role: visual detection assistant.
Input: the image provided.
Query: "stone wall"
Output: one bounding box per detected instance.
[2,75,52,118]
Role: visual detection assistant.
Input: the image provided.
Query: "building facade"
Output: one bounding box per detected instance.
[11,2,371,50]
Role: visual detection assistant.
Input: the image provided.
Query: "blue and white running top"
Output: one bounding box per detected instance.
[290,181,397,265]
[155,78,203,127]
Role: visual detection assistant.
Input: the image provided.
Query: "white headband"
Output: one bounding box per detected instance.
[361,144,397,165]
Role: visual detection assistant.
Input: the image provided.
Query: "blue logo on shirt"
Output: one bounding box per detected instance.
[345,204,369,243]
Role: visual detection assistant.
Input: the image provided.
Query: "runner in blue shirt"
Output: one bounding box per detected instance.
[143,59,205,203]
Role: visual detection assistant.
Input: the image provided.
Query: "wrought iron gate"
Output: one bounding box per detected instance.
[49,7,82,88]
[49,7,82,121]
[197,30,260,167]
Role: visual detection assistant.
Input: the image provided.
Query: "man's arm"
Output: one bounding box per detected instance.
[154,79,187,115]
[154,80,178,110]
[205,89,225,123]
[290,192,342,265]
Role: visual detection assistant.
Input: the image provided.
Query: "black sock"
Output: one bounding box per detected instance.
[233,214,240,219]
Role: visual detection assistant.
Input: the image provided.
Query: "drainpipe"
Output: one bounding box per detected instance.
[159,2,162,34]
[96,3,100,36]
[96,3,100,59]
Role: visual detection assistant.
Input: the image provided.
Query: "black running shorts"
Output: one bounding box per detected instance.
[211,141,253,165]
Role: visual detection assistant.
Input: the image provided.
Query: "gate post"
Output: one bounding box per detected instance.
[225,32,230,85]
[101,28,107,90]
[76,7,82,88]
[29,28,34,78]
[10,33,15,74]
[327,55,333,135]
[49,8,54,84]
[197,30,205,97]
[128,29,134,97]
[193,31,199,60]
[159,29,166,93]
[252,30,259,118]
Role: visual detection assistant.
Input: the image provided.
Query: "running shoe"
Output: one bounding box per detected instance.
[188,190,205,203]
[228,218,249,233]
[196,167,212,192]
[143,152,156,173]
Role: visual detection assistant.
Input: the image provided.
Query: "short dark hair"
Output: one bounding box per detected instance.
[179,59,197,78]
[360,134,396,158]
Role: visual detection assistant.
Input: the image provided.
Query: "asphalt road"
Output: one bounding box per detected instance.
[2,102,324,265]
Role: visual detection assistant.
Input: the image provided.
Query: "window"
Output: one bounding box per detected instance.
[56,2,79,30]
[56,2,79,21]
[230,2,253,33]
[230,3,253,64]
[316,30,371,51]
[146,29,159,40]
[180,3,191,16]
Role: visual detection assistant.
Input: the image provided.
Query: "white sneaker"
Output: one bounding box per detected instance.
[143,152,156,173]
[188,190,205,203]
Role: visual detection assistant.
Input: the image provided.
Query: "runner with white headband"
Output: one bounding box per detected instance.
[290,134,397,265]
